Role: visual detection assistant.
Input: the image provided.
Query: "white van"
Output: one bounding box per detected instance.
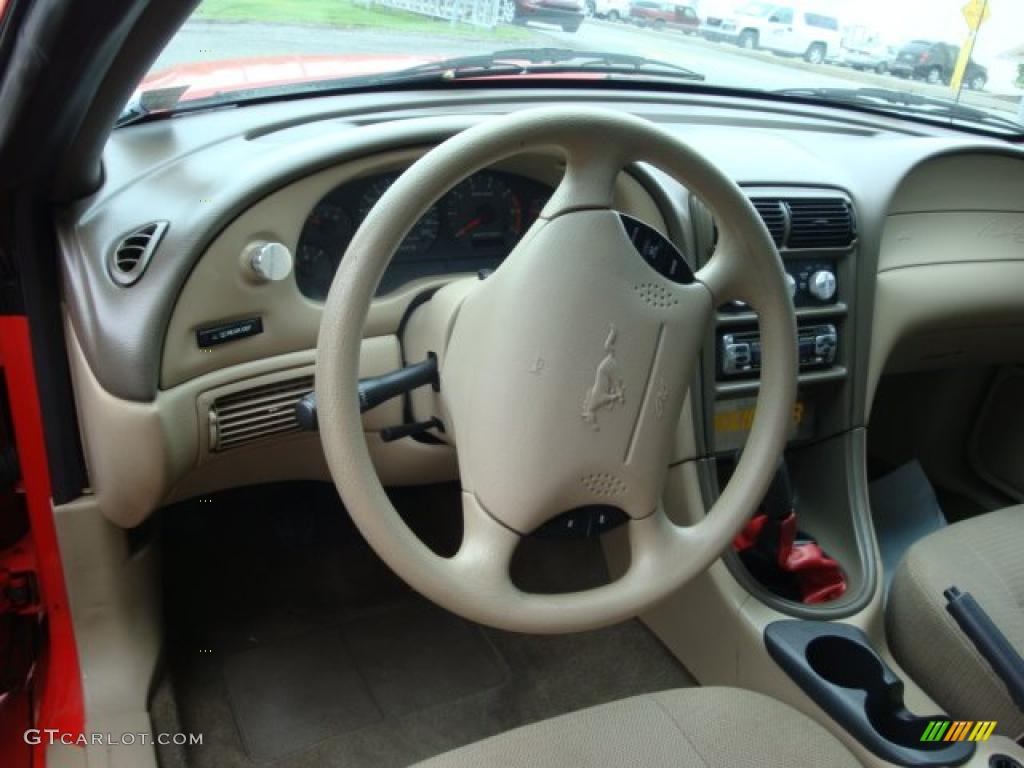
[702,2,842,64]
[585,0,631,21]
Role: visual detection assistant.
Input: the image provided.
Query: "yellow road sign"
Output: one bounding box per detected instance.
[962,0,990,31]
[951,0,989,91]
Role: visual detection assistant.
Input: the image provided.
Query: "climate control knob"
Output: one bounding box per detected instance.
[784,273,797,301]
[808,269,837,302]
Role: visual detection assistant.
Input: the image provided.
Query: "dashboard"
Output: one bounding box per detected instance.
[295,169,553,299]
[58,87,1024,531]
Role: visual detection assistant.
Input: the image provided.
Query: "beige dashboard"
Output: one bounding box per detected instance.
[72,149,667,527]
[868,153,1024,410]
[161,149,665,388]
[64,122,1024,531]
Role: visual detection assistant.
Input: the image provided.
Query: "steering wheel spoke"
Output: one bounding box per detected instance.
[695,230,749,305]
[543,139,629,217]
[450,491,520,588]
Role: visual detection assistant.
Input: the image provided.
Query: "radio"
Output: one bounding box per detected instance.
[719,324,838,377]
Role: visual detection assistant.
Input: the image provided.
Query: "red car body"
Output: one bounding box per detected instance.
[136,53,606,107]
[628,1,699,32]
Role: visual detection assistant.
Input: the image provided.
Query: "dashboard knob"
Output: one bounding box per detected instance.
[244,241,293,282]
[808,269,837,301]
[784,273,796,300]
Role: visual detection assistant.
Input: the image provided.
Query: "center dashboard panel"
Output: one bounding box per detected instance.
[695,188,857,455]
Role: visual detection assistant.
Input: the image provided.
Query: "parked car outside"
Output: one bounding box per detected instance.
[629,1,700,33]
[888,40,988,90]
[585,0,631,21]
[511,0,585,31]
[701,2,842,64]
[839,35,894,74]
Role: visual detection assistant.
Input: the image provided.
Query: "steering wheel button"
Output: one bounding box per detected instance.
[619,214,693,284]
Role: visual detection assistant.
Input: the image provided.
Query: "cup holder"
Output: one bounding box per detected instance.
[806,634,885,689]
[766,620,975,767]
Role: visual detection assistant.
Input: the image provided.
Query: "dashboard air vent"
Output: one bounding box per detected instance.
[786,198,855,249]
[750,199,786,247]
[209,374,313,451]
[108,221,168,286]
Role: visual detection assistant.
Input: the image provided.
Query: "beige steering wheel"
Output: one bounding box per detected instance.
[315,107,796,634]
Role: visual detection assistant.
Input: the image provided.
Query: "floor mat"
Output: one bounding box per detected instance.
[342,601,507,718]
[224,629,381,762]
[869,460,947,594]
[156,483,695,768]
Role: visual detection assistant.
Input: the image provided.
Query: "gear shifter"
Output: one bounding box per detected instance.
[753,459,794,565]
[762,459,795,521]
[734,456,846,604]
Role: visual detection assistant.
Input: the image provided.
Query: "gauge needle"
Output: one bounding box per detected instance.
[455,217,484,238]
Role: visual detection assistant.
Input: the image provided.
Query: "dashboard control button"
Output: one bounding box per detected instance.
[808,269,837,301]
[245,241,293,282]
[196,317,263,348]
[532,507,629,538]
[619,214,693,284]
[784,273,797,300]
[721,335,753,375]
[814,327,838,359]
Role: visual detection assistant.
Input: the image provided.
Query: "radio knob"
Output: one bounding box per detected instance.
[784,273,796,300]
[808,269,837,301]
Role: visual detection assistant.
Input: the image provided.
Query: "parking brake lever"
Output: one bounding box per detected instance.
[295,355,438,432]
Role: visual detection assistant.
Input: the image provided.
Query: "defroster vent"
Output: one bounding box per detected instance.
[209,374,313,451]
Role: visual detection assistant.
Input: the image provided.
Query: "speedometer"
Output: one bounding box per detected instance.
[357,175,440,260]
[444,172,522,255]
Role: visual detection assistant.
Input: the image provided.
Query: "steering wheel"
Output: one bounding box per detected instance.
[315,107,796,634]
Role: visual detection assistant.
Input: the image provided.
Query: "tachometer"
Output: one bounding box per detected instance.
[444,172,522,254]
[295,201,352,301]
[357,175,440,260]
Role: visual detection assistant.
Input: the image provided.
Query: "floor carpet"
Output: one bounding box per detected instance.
[153,482,695,768]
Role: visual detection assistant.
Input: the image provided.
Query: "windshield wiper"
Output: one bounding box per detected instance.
[386,48,704,82]
[775,87,1023,133]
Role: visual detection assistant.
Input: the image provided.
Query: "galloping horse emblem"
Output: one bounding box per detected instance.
[581,325,626,429]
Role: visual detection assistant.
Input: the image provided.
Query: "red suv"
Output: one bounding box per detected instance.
[629,1,699,32]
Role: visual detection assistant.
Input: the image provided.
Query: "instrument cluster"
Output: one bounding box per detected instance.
[295,168,553,299]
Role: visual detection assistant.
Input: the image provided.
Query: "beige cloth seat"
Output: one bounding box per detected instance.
[414,687,861,767]
[887,505,1024,739]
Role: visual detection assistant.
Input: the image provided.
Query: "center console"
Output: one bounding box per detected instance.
[688,185,875,618]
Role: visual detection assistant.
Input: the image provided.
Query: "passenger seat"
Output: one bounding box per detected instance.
[886,505,1024,738]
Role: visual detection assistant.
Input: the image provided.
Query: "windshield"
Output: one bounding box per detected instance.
[135,0,1023,135]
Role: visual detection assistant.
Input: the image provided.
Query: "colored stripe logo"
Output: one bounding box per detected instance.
[920,721,997,742]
